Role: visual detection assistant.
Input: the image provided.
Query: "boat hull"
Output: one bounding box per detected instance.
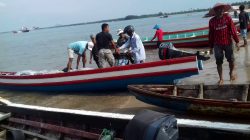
[143,36,209,49]
[0,57,199,92]
[129,85,250,118]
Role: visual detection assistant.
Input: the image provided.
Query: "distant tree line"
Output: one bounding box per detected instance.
[24,1,250,30]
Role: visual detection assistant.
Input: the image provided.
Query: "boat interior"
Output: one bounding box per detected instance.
[132,84,250,102]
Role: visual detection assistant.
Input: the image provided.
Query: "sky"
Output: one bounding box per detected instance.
[0,0,242,32]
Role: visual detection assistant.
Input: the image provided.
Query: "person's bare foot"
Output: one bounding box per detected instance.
[230,74,237,82]
[218,79,224,85]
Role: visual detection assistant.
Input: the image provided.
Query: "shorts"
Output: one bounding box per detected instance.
[241,29,247,38]
[68,48,74,59]
[214,44,235,65]
[98,49,115,68]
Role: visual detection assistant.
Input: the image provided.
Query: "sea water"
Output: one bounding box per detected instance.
[0,12,209,72]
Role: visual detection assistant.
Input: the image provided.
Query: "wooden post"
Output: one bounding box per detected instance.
[242,84,249,102]
[173,86,177,96]
[198,84,204,99]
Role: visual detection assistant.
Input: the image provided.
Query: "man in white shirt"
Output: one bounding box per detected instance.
[119,25,146,64]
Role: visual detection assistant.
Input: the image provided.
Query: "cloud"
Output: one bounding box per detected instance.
[0,2,6,7]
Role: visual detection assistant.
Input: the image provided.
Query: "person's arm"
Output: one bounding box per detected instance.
[151,32,157,41]
[246,13,250,23]
[76,55,81,69]
[119,39,130,50]
[208,20,214,54]
[82,52,86,68]
[229,17,240,44]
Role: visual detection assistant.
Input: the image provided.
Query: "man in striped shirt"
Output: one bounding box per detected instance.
[209,4,240,85]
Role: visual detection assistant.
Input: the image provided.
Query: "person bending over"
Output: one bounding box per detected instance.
[66,41,94,72]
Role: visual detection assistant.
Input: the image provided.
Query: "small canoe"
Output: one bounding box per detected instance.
[128,84,250,118]
[0,56,199,92]
[0,98,249,140]
[143,27,209,49]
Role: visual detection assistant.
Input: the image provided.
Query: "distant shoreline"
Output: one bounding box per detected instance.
[1,1,249,34]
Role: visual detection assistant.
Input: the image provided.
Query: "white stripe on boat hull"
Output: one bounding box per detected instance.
[0,62,197,84]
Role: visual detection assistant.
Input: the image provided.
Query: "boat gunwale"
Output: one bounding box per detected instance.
[128,85,250,108]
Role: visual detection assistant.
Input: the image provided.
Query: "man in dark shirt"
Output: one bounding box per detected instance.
[239,5,250,46]
[89,35,100,68]
[96,23,119,68]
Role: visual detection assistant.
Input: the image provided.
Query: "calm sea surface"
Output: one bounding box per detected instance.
[0,12,214,117]
[0,12,209,71]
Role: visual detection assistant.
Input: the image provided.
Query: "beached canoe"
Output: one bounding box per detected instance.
[0,98,249,140]
[0,56,199,92]
[143,27,209,49]
[128,84,250,118]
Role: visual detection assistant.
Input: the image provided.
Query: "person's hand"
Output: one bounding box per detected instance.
[236,43,240,51]
[115,48,120,54]
[89,60,92,64]
[210,48,214,55]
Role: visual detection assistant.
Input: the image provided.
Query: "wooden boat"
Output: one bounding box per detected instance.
[128,84,250,118]
[0,98,249,140]
[143,23,250,49]
[0,56,199,92]
[143,27,209,49]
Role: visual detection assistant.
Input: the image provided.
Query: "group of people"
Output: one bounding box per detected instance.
[65,3,249,86]
[65,24,146,72]
[209,4,249,85]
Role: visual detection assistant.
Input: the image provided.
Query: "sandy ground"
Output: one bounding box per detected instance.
[180,39,250,85]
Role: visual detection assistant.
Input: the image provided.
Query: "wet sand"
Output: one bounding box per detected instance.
[180,38,250,85]
[0,36,250,124]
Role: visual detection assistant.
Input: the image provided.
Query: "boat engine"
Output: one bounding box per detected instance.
[124,110,178,140]
[158,42,210,61]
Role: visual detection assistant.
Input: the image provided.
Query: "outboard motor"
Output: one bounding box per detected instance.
[124,110,178,140]
[158,42,210,61]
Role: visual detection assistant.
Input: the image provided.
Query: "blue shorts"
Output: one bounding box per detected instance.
[241,29,247,38]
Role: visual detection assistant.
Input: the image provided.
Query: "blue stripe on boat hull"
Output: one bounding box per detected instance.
[133,92,190,112]
[0,72,197,92]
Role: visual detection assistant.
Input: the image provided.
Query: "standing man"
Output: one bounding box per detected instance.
[239,5,249,46]
[151,24,163,48]
[89,34,101,68]
[119,25,146,64]
[209,3,240,85]
[96,23,119,68]
[66,41,94,72]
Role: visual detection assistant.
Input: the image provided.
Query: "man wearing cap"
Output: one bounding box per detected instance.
[66,41,94,72]
[116,29,128,48]
[119,25,146,64]
[209,3,240,85]
[151,24,163,48]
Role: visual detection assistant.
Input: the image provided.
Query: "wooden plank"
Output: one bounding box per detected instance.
[173,86,177,96]
[198,84,204,99]
[0,125,52,140]
[9,117,100,139]
[242,85,249,102]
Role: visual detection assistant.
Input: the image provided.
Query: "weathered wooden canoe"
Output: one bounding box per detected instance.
[143,27,209,49]
[0,98,249,140]
[128,84,250,118]
[0,56,199,92]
